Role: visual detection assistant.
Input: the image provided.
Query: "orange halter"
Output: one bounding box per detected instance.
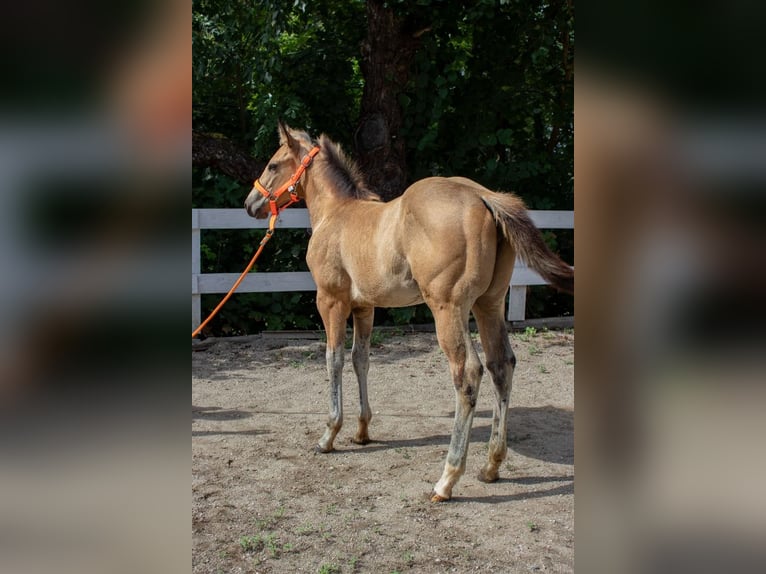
[253,145,321,216]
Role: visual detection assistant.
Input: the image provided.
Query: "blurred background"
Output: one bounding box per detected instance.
[0,0,189,572]
[576,1,766,572]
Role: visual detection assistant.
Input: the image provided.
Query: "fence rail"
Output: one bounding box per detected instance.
[192,208,573,330]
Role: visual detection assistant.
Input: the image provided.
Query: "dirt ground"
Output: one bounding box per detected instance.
[192,327,573,573]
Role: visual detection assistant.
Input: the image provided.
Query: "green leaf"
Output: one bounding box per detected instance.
[497,128,513,146]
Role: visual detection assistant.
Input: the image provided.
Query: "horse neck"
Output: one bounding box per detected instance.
[302,170,345,227]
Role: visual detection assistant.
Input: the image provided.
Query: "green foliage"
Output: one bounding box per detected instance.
[192,167,247,209]
[193,0,365,151]
[519,326,538,341]
[400,0,573,208]
[385,304,432,326]
[239,534,262,552]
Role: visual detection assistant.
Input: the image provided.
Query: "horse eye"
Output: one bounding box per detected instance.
[268,163,278,172]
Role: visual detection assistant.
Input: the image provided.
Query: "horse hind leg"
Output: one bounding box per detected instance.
[351,306,374,445]
[430,304,484,502]
[472,298,516,483]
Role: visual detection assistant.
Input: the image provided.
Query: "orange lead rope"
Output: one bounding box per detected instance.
[191,146,320,339]
[191,213,277,339]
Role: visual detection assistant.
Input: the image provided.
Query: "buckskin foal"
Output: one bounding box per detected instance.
[245,123,573,501]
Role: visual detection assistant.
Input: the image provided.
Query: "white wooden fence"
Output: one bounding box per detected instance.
[192,208,573,330]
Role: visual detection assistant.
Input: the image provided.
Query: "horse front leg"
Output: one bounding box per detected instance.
[316,291,351,453]
[351,306,374,445]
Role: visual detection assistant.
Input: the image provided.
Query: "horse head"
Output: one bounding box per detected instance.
[244,121,318,218]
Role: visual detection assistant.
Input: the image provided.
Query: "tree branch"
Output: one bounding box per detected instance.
[192,131,264,184]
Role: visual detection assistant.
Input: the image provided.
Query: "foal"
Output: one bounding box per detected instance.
[245,123,573,501]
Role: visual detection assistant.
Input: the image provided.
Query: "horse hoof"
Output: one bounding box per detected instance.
[314,444,333,454]
[430,491,450,503]
[477,468,499,483]
[351,436,371,445]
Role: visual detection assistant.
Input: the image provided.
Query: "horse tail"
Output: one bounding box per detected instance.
[480,192,574,295]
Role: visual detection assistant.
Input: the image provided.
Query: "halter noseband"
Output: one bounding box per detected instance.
[254,145,321,216]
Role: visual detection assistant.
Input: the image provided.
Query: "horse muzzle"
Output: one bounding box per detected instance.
[244,191,270,219]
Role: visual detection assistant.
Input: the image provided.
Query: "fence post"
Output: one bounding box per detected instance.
[192,209,201,331]
[507,285,527,322]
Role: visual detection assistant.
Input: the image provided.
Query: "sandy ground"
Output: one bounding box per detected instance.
[192,327,573,573]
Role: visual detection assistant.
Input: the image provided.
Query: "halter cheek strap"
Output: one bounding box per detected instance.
[254,146,321,216]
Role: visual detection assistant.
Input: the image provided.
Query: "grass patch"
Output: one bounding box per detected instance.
[518,326,537,342]
[239,535,262,552]
[252,505,289,531]
[295,522,316,535]
[240,532,292,559]
[264,533,279,557]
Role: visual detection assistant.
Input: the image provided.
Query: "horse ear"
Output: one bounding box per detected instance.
[277,119,290,144]
[277,120,302,157]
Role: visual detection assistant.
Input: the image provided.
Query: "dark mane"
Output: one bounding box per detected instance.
[317,134,381,201]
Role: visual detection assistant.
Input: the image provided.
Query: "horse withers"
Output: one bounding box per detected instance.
[245,122,573,501]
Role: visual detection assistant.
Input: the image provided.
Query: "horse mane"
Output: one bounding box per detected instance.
[316,134,381,202]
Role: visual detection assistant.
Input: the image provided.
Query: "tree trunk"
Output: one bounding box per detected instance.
[192,131,264,185]
[355,0,428,201]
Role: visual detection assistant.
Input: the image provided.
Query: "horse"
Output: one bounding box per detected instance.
[244,122,573,501]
